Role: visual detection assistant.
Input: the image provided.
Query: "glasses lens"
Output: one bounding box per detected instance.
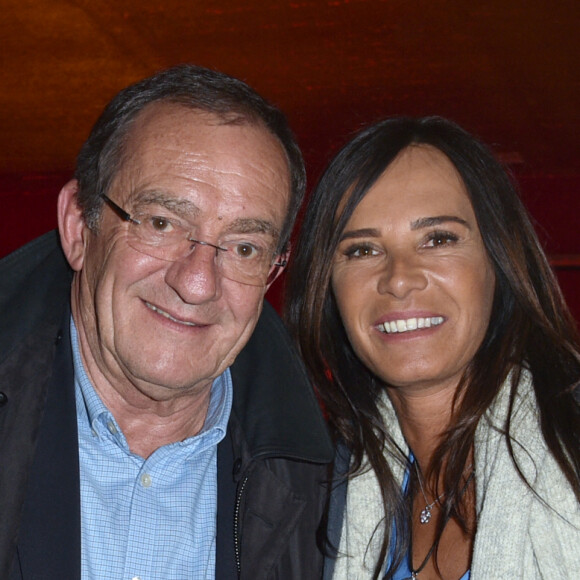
[125,216,278,286]
[215,240,278,286]
[125,215,183,260]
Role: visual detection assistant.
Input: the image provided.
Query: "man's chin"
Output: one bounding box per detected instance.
[124,361,222,400]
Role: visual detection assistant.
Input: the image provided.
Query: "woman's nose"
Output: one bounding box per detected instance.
[376,252,428,298]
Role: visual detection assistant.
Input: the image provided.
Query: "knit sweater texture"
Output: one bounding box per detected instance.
[332,370,580,579]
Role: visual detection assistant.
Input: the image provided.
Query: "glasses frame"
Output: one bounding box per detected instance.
[101,194,287,286]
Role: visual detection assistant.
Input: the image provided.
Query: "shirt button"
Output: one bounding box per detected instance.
[141,473,152,488]
[131,576,142,580]
[107,420,118,435]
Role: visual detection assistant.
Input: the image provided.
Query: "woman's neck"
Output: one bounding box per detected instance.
[386,381,460,469]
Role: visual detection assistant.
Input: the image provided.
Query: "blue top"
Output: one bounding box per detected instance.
[391,552,470,580]
[72,319,233,580]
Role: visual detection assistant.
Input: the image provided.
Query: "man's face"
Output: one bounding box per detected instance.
[64,103,291,403]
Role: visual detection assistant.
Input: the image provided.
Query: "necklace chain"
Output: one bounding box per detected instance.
[407,464,475,579]
[414,462,444,525]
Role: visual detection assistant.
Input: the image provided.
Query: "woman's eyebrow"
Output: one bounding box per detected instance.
[410,215,471,230]
[339,228,381,241]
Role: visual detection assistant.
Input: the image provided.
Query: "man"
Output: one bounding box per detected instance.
[0,65,332,579]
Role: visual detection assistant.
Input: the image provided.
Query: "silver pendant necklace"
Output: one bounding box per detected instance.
[402,462,443,579]
[404,466,476,579]
[414,462,444,525]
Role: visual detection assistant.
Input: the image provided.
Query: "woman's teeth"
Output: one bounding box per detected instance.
[378,316,444,334]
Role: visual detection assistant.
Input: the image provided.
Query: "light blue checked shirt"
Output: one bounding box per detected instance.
[71,320,233,580]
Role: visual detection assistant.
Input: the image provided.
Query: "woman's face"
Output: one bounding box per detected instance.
[331,145,496,396]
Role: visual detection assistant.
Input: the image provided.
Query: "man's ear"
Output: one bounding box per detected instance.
[57,179,86,272]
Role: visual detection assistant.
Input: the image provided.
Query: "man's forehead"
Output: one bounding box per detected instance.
[110,102,291,230]
[120,102,289,179]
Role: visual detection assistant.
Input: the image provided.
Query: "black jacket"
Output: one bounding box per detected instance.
[0,231,333,579]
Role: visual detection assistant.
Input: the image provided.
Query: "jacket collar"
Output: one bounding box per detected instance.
[230,300,333,463]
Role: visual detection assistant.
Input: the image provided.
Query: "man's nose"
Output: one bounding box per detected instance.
[376,252,428,298]
[164,243,222,303]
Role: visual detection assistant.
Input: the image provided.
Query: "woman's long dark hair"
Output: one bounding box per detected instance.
[285,116,580,578]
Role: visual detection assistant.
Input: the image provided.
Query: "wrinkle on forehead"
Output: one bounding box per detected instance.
[128,135,286,198]
[153,141,285,192]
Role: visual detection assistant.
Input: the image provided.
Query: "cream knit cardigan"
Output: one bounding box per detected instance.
[332,370,580,579]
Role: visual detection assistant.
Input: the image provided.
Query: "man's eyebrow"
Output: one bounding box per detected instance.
[227,217,280,240]
[410,215,471,230]
[130,191,200,217]
[129,193,280,239]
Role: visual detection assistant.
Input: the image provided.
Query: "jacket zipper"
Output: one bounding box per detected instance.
[233,474,249,578]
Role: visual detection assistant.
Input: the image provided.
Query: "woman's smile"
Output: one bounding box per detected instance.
[376,315,445,334]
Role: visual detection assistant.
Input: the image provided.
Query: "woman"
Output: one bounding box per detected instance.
[286,117,580,579]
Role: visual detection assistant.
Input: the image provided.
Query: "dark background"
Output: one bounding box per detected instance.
[1,0,578,319]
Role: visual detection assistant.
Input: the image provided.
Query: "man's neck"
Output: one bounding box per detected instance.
[95,385,213,458]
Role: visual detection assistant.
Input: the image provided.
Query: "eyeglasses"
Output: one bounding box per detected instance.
[101,195,286,287]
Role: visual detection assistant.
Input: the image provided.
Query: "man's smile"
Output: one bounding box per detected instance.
[145,301,200,327]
